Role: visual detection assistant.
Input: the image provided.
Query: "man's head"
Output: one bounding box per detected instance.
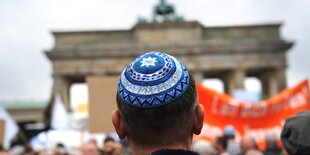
[240,136,257,153]
[102,137,116,154]
[83,142,99,155]
[112,52,204,150]
[281,111,310,155]
[223,125,236,139]
[265,132,278,148]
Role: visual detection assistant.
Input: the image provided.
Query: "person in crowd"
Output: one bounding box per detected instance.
[101,137,115,155]
[264,132,281,155]
[89,139,98,147]
[21,146,37,155]
[110,143,123,155]
[281,111,310,155]
[100,136,124,155]
[0,144,9,155]
[53,143,68,155]
[88,138,103,154]
[245,150,263,155]
[83,141,100,155]
[192,139,217,155]
[9,145,37,155]
[239,136,263,155]
[223,125,241,155]
[111,51,205,155]
[213,136,228,155]
[9,145,25,155]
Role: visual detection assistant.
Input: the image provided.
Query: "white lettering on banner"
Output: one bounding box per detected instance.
[211,96,239,117]
[211,96,219,114]
[210,84,309,118]
[289,92,307,109]
[230,99,241,106]
[269,102,283,114]
[238,84,309,118]
[269,92,307,115]
[302,86,310,98]
[220,102,238,117]
[241,102,267,118]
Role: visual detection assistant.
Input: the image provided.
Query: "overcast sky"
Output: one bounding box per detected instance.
[0,0,309,101]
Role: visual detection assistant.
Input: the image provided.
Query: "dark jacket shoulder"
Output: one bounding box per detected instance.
[151,149,199,155]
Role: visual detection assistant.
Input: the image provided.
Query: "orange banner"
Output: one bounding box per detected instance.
[196,80,310,149]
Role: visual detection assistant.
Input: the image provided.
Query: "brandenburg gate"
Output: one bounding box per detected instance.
[46,2,293,111]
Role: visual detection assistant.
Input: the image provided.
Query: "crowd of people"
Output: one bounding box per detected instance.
[192,126,284,155]
[1,118,309,155]
[0,136,131,155]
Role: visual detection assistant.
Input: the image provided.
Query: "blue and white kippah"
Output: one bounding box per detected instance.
[117,51,190,109]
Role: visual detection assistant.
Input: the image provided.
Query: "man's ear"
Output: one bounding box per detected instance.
[193,104,205,135]
[112,109,127,139]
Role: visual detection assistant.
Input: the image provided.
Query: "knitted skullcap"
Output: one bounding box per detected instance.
[117,51,190,109]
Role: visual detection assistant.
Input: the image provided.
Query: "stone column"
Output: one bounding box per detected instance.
[276,67,287,92]
[52,76,71,111]
[259,69,278,99]
[222,69,245,95]
[193,72,204,83]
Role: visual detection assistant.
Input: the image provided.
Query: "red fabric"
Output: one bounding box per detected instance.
[195,80,310,150]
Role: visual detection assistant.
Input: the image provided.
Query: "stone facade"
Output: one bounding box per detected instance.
[46,21,293,110]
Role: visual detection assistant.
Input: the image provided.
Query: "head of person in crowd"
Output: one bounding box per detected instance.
[245,150,263,155]
[83,141,100,155]
[102,136,116,155]
[213,136,228,154]
[53,143,68,155]
[223,125,236,139]
[223,125,241,155]
[109,143,123,155]
[88,139,98,147]
[0,144,4,151]
[192,140,217,155]
[264,132,281,155]
[240,136,258,154]
[0,144,8,155]
[281,111,310,155]
[112,51,204,155]
[22,146,36,155]
[265,132,278,149]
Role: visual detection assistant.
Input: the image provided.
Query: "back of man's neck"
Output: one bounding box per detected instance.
[131,143,191,155]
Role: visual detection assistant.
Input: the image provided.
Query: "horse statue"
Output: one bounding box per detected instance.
[153,0,176,22]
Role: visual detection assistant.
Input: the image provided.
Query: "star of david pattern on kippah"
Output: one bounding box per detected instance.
[117,51,190,109]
